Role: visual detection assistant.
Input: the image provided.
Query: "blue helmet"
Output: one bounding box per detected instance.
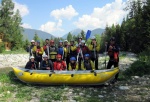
[84,54,90,57]
[70,57,76,61]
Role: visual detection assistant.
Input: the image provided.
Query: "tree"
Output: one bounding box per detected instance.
[67,32,72,42]
[0,0,14,42]
[33,32,40,41]
[80,30,85,40]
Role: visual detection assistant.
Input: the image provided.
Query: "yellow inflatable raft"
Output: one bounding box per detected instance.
[12,67,119,85]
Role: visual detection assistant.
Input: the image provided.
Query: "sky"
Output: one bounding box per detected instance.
[10,0,128,37]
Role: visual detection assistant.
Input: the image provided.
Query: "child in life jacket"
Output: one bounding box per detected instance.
[53,54,66,70]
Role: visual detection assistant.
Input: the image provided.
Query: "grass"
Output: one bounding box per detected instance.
[0,49,28,54]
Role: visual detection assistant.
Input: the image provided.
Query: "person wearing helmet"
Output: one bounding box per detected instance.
[57,40,64,59]
[68,57,80,71]
[77,40,90,70]
[49,40,57,62]
[69,39,77,59]
[40,55,53,70]
[82,54,95,70]
[29,40,36,57]
[25,56,38,70]
[43,39,50,57]
[88,36,100,70]
[32,41,44,69]
[106,37,119,82]
[63,40,70,69]
[53,54,66,70]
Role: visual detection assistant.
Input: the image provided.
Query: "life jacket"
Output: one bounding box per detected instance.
[70,63,76,70]
[57,46,64,57]
[54,61,66,70]
[77,45,89,56]
[42,60,49,67]
[70,45,77,57]
[107,44,119,62]
[49,46,57,59]
[31,62,36,69]
[84,60,92,70]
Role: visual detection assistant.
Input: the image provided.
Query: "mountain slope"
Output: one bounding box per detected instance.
[22,28,55,41]
[62,28,105,39]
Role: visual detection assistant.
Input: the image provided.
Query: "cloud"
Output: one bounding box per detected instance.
[74,0,128,30]
[21,23,32,29]
[50,5,78,20]
[13,1,29,17]
[39,19,64,36]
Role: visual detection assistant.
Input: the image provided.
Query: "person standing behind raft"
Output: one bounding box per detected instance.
[57,40,64,59]
[29,40,36,57]
[88,36,100,70]
[63,40,70,69]
[25,56,38,70]
[49,40,57,63]
[43,39,50,56]
[106,37,119,82]
[32,41,44,69]
[40,55,53,70]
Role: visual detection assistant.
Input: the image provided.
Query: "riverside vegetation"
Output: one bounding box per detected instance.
[0,51,150,102]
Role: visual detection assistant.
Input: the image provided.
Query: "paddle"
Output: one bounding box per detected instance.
[104,42,108,68]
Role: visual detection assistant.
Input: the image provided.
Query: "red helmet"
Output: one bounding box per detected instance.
[56,54,62,58]
[50,40,54,44]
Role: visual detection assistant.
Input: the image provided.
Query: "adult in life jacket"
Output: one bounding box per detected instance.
[82,54,95,70]
[53,54,66,70]
[25,56,38,70]
[57,40,64,59]
[49,40,57,62]
[43,39,50,56]
[29,40,36,57]
[68,57,79,71]
[32,41,44,69]
[63,40,70,70]
[69,39,77,58]
[40,55,53,70]
[88,36,100,70]
[106,37,119,82]
[77,40,90,70]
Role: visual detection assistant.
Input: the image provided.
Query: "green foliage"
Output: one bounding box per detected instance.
[101,0,150,53]
[0,0,24,51]
[67,32,72,42]
[123,49,150,77]
[80,30,85,40]
[0,42,5,53]
[33,33,40,41]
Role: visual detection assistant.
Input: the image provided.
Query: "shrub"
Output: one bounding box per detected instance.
[0,42,5,53]
[123,49,150,77]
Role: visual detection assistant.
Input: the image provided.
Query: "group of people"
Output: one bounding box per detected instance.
[25,36,119,76]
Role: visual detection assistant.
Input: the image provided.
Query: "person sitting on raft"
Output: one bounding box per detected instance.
[68,57,80,71]
[40,55,53,70]
[53,54,66,70]
[82,54,95,70]
[25,56,38,70]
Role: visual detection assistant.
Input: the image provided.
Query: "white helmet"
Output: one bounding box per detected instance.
[30,56,34,59]
[91,36,96,39]
[31,40,35,42]
[81,40,85,43]
[42,55,48,58]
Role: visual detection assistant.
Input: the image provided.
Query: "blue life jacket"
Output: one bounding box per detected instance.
[58,46,64,56]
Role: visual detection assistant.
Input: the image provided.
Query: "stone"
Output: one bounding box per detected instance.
[119,86,130,90]
[98,95,104,98]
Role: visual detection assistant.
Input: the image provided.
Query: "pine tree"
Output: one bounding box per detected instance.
[67,32,72,42]
[33,32,40,42]
[80,30,85,40]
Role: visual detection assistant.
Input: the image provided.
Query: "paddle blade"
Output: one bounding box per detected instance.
[86,30,91,40]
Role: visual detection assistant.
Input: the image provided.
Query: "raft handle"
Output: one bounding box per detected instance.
[71,74,74,77]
